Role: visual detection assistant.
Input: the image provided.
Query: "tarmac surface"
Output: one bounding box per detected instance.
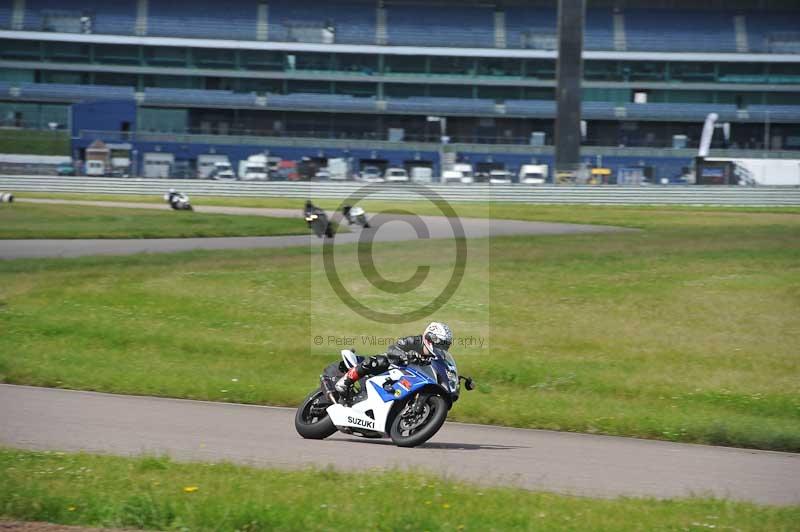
[2,385,799,505]
[0,198,628,259]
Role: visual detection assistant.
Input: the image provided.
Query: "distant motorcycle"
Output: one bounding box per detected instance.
[342,205,370,228]
[304,201,334,238]
[164,190,193,211]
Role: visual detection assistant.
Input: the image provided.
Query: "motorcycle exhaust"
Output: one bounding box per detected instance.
[319,375,339,405]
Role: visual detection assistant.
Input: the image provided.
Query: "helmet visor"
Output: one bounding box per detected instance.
[429,336,451,358]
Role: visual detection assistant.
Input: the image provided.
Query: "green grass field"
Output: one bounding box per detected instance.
[1,449,797,531]
[1,194,798,451]
[0,130,69,156]
[0,202,309,239]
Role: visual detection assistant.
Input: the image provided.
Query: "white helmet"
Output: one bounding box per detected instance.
[168,188,176,194]
[423,322,453,356]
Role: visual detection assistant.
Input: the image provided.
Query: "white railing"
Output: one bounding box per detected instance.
[1,175,799,206]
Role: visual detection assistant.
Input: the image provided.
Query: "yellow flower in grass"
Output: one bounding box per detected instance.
[183,486,199,493]
[67,506,76,512]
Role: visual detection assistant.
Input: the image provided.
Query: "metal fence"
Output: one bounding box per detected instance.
[1,175,800,206]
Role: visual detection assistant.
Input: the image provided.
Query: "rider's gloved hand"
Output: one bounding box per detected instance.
[406,350,424,364]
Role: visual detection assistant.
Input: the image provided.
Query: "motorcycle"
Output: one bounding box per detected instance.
[295,348,474,447]
[304,207,334,238]
[342,205,370,229]
[164,191,193,211]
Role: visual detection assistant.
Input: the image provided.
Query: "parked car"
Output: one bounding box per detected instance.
[56,162,76,176]
[384,167,410,183]
[360,166,385,183]
[489,170,513,184]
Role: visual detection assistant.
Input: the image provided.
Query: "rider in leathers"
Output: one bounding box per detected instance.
[335,322,453,394]
[166,189,184,208]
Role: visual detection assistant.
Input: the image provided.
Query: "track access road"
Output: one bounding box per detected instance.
[0,198,629,259]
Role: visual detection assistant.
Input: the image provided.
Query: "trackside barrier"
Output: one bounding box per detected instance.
[1,175,800,206]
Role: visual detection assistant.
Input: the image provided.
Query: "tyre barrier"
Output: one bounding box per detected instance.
[0,192,14,203]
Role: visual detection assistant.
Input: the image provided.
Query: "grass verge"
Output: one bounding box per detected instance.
[1,449,798,531]
[16,191,800,228]
[0,203,309,239]
[1,197,798,451]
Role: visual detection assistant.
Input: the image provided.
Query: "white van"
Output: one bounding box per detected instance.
[384,167,409,183]
[238,154,269,181]
[198,154,231,179]
[519,164,548,185]
[212,161,236,180]
[442,163,474,184]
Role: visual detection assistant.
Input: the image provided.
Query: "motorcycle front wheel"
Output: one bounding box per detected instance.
[294,390,337,439]
[389,394,448,448]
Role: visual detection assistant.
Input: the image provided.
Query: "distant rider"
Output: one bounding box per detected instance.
[304,200,321,216]
[304,200,321,224]
[335,322,453,394]
[166,188,181,206]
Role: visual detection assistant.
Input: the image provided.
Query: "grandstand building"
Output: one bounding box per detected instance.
[0,0,798,180]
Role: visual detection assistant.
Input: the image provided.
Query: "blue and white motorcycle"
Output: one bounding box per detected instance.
[295,349,474,447]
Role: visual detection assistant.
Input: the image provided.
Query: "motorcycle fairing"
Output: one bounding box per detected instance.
[368,366,437,403]
[327,375,394,433]
[326,366,438,433]
[340,349,363,369]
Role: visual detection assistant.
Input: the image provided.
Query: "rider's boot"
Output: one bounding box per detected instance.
[335,367,360,394]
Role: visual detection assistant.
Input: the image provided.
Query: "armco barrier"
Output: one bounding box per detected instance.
[1,175,799,206]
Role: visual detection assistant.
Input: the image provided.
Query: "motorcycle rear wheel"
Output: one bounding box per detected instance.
[389,394,448,448]
[295,390,337,439]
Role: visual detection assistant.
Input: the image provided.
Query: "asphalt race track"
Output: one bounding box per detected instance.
[4,199,799,506]
[2,385,799,505]
[0,199,629,259]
